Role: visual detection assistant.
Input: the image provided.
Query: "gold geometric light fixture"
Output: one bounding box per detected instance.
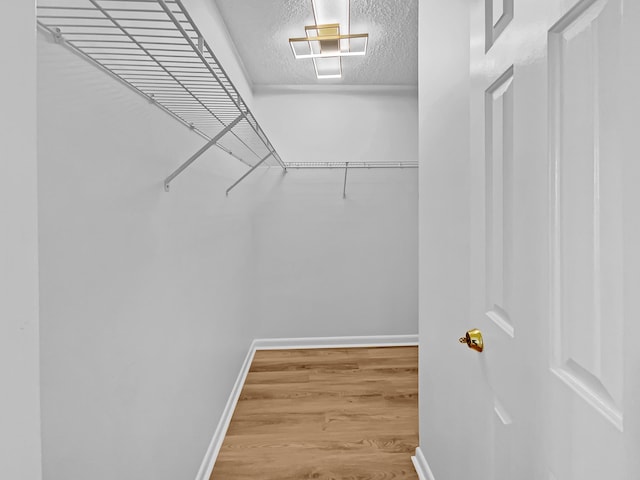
[289,0,368,79]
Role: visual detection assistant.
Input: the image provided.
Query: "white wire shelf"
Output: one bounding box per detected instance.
[37,0,285,180]
[284,161,419,169]
[37,0,418,195]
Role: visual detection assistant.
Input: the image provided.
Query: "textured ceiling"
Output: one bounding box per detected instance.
[213,0,418,86]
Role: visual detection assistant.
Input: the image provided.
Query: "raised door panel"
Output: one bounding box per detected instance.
[485,0,514,51]
[549,0,624,430]
[485,65,515,338]
[482,64,519,480]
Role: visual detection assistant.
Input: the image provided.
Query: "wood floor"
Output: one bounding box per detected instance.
[211,346,418,480]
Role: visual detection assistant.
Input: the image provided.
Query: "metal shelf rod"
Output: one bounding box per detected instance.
[284,162,419,169]
[164,113,244,192]
[343,162,349,198]
[226,152,273,196]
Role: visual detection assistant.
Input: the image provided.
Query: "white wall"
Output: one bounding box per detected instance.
[37,33,259,480]
[0,2,42,479]
[253,86,418,164]
[250,87,419,338]
[38,18,418,480]
[247,167,418,339]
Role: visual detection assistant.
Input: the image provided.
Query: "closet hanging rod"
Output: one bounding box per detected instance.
[285,162,419,169]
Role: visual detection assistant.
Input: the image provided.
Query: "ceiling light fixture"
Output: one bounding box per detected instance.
[289,0,368,79]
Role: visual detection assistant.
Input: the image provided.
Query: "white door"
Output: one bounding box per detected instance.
[419,0,640,479]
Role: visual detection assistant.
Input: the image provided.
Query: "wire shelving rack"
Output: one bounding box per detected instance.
[37,0,418,195]
[37,0,285,192]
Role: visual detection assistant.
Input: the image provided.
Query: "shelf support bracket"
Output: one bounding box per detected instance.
[226,152,274,196]
[343,161,349,198]
[164,113,244,192]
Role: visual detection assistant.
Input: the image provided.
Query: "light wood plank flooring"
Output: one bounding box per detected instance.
[211,346,418,480]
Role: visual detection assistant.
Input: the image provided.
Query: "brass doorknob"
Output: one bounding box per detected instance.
[459,328,483,352]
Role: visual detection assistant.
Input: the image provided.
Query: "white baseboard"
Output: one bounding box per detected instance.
[193,340,257,480]
[412,447,436,480]
[194,334,418,480]
[253,334,418,350]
